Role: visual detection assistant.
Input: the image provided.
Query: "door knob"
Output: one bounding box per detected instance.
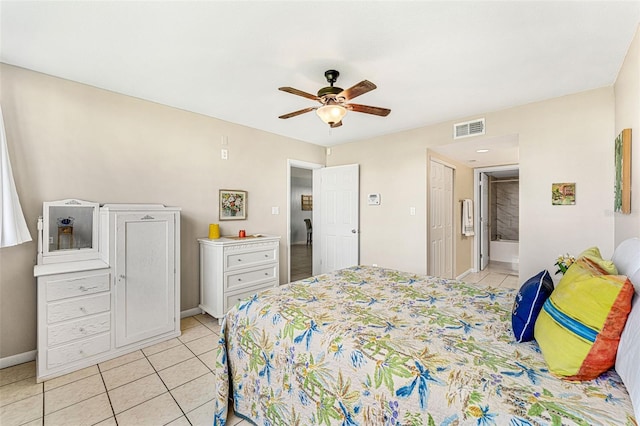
[351,229,357,233]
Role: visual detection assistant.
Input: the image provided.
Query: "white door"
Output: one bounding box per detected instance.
[313,164,359,275]
[479,173,490,270]
[429,160,454,278]
[115,212,176,347]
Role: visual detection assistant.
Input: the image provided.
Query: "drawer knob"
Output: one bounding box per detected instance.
[80,307,87,313]
[79,327,85,333]
[237,259,242,262]
[264,254,268,257]
[237,278,242,282]
[264,272,268,275]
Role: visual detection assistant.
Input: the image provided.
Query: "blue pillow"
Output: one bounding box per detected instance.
[512,270,554,342]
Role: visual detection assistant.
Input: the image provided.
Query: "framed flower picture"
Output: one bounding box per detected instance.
[219,190,247,220]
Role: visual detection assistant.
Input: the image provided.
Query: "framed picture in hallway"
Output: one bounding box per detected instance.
[219,190,247,220]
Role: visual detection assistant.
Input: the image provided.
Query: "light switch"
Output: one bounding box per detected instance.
[271,207,279,215]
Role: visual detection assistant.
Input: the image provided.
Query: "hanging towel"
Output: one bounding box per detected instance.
[462,199,475,236]
[0,105,32,247]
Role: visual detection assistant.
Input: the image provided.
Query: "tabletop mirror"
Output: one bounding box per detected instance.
[41,199,100,264]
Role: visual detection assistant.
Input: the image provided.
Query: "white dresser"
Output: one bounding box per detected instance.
[34,201,181,382]
[198,235,280,321]
[35,260,112,377]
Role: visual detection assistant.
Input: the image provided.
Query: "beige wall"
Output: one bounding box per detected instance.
[614,25,640,244]
[0,64,325,359]
[328,87,616,283]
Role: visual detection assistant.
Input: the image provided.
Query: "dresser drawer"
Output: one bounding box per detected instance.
[225,265,277,292]
[224,281,277,312]
[46,272,110,302]
[224,246,277,271]
[47,293,111,324]
[47,332,111,369]
[48,313,111,346]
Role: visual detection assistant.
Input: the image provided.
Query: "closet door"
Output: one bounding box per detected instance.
[114,212,176,347]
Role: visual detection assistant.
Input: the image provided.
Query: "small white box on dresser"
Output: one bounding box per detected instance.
[198,235,280,322]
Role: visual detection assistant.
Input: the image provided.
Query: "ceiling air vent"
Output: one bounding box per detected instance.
[453,118,485,139]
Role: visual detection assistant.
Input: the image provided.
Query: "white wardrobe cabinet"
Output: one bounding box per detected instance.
[199,236,280,321]
[34,202,181,382]
[101,205,180,348]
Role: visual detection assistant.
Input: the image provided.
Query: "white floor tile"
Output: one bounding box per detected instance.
[0,377,42,407]
[101,358,155,390]
[115,392,182,426]
[0,362,36,387]
[0,393,43,426]
[108,373,167,414]
[45,374,105,414]
[98,350,144,373]
[158,357,208,390]
[170,372,215,413]
[147,344,194,371]
[44,392,113,426]
[44,365,100,392]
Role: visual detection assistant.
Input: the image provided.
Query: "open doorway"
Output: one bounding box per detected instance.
[474,165,520,273]
[287,160,322,283]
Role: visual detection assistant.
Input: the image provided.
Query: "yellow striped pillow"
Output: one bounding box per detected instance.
[534,255,634,380]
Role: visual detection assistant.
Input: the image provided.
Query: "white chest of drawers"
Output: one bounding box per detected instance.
[198,235,280,321]
[35,260,112,379]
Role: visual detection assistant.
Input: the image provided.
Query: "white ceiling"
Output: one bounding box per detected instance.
[1,1,639,164]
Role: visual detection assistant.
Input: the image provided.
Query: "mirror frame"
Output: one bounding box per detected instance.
[41,199,100,264]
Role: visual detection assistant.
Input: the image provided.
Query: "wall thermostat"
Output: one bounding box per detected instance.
[367,193,381,205]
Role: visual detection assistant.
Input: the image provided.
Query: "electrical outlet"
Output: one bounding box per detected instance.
[221,148,228,160]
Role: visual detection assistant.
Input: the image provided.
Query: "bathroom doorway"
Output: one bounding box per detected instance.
[474,166,519,273]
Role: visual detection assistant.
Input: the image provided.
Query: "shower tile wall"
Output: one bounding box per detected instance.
[491,180,519,241]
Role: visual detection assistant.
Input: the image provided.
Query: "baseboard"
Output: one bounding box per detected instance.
[180,307,202,319]
[0,350,36,369]
[456,269,473,280]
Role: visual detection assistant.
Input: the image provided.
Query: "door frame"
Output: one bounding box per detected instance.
[287,159,323,283]
[473,164,519,272]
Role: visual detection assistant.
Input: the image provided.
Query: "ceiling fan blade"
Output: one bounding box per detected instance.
[347,103,391,117]
[330,120,343,128]
[338,80,377,100]
[278,107,316,119]
[278,87,319,101]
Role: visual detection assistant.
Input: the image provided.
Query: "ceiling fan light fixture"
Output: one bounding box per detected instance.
[316,104,347,125]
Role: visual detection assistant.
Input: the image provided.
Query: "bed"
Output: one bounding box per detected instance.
[214,238,640,425]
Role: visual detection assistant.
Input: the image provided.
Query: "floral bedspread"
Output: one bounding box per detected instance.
[214,266,636,425]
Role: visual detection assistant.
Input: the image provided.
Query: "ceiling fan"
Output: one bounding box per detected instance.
[278,70,391,128]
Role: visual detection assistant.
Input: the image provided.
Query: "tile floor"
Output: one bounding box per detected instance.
[0,313,248,426]
[0,262,518,426]
[462,262,520,289]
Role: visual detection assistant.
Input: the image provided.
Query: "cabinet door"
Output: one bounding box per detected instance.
[114,212,176,347]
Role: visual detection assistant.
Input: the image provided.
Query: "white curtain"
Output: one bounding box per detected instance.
[0,105,32,247]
